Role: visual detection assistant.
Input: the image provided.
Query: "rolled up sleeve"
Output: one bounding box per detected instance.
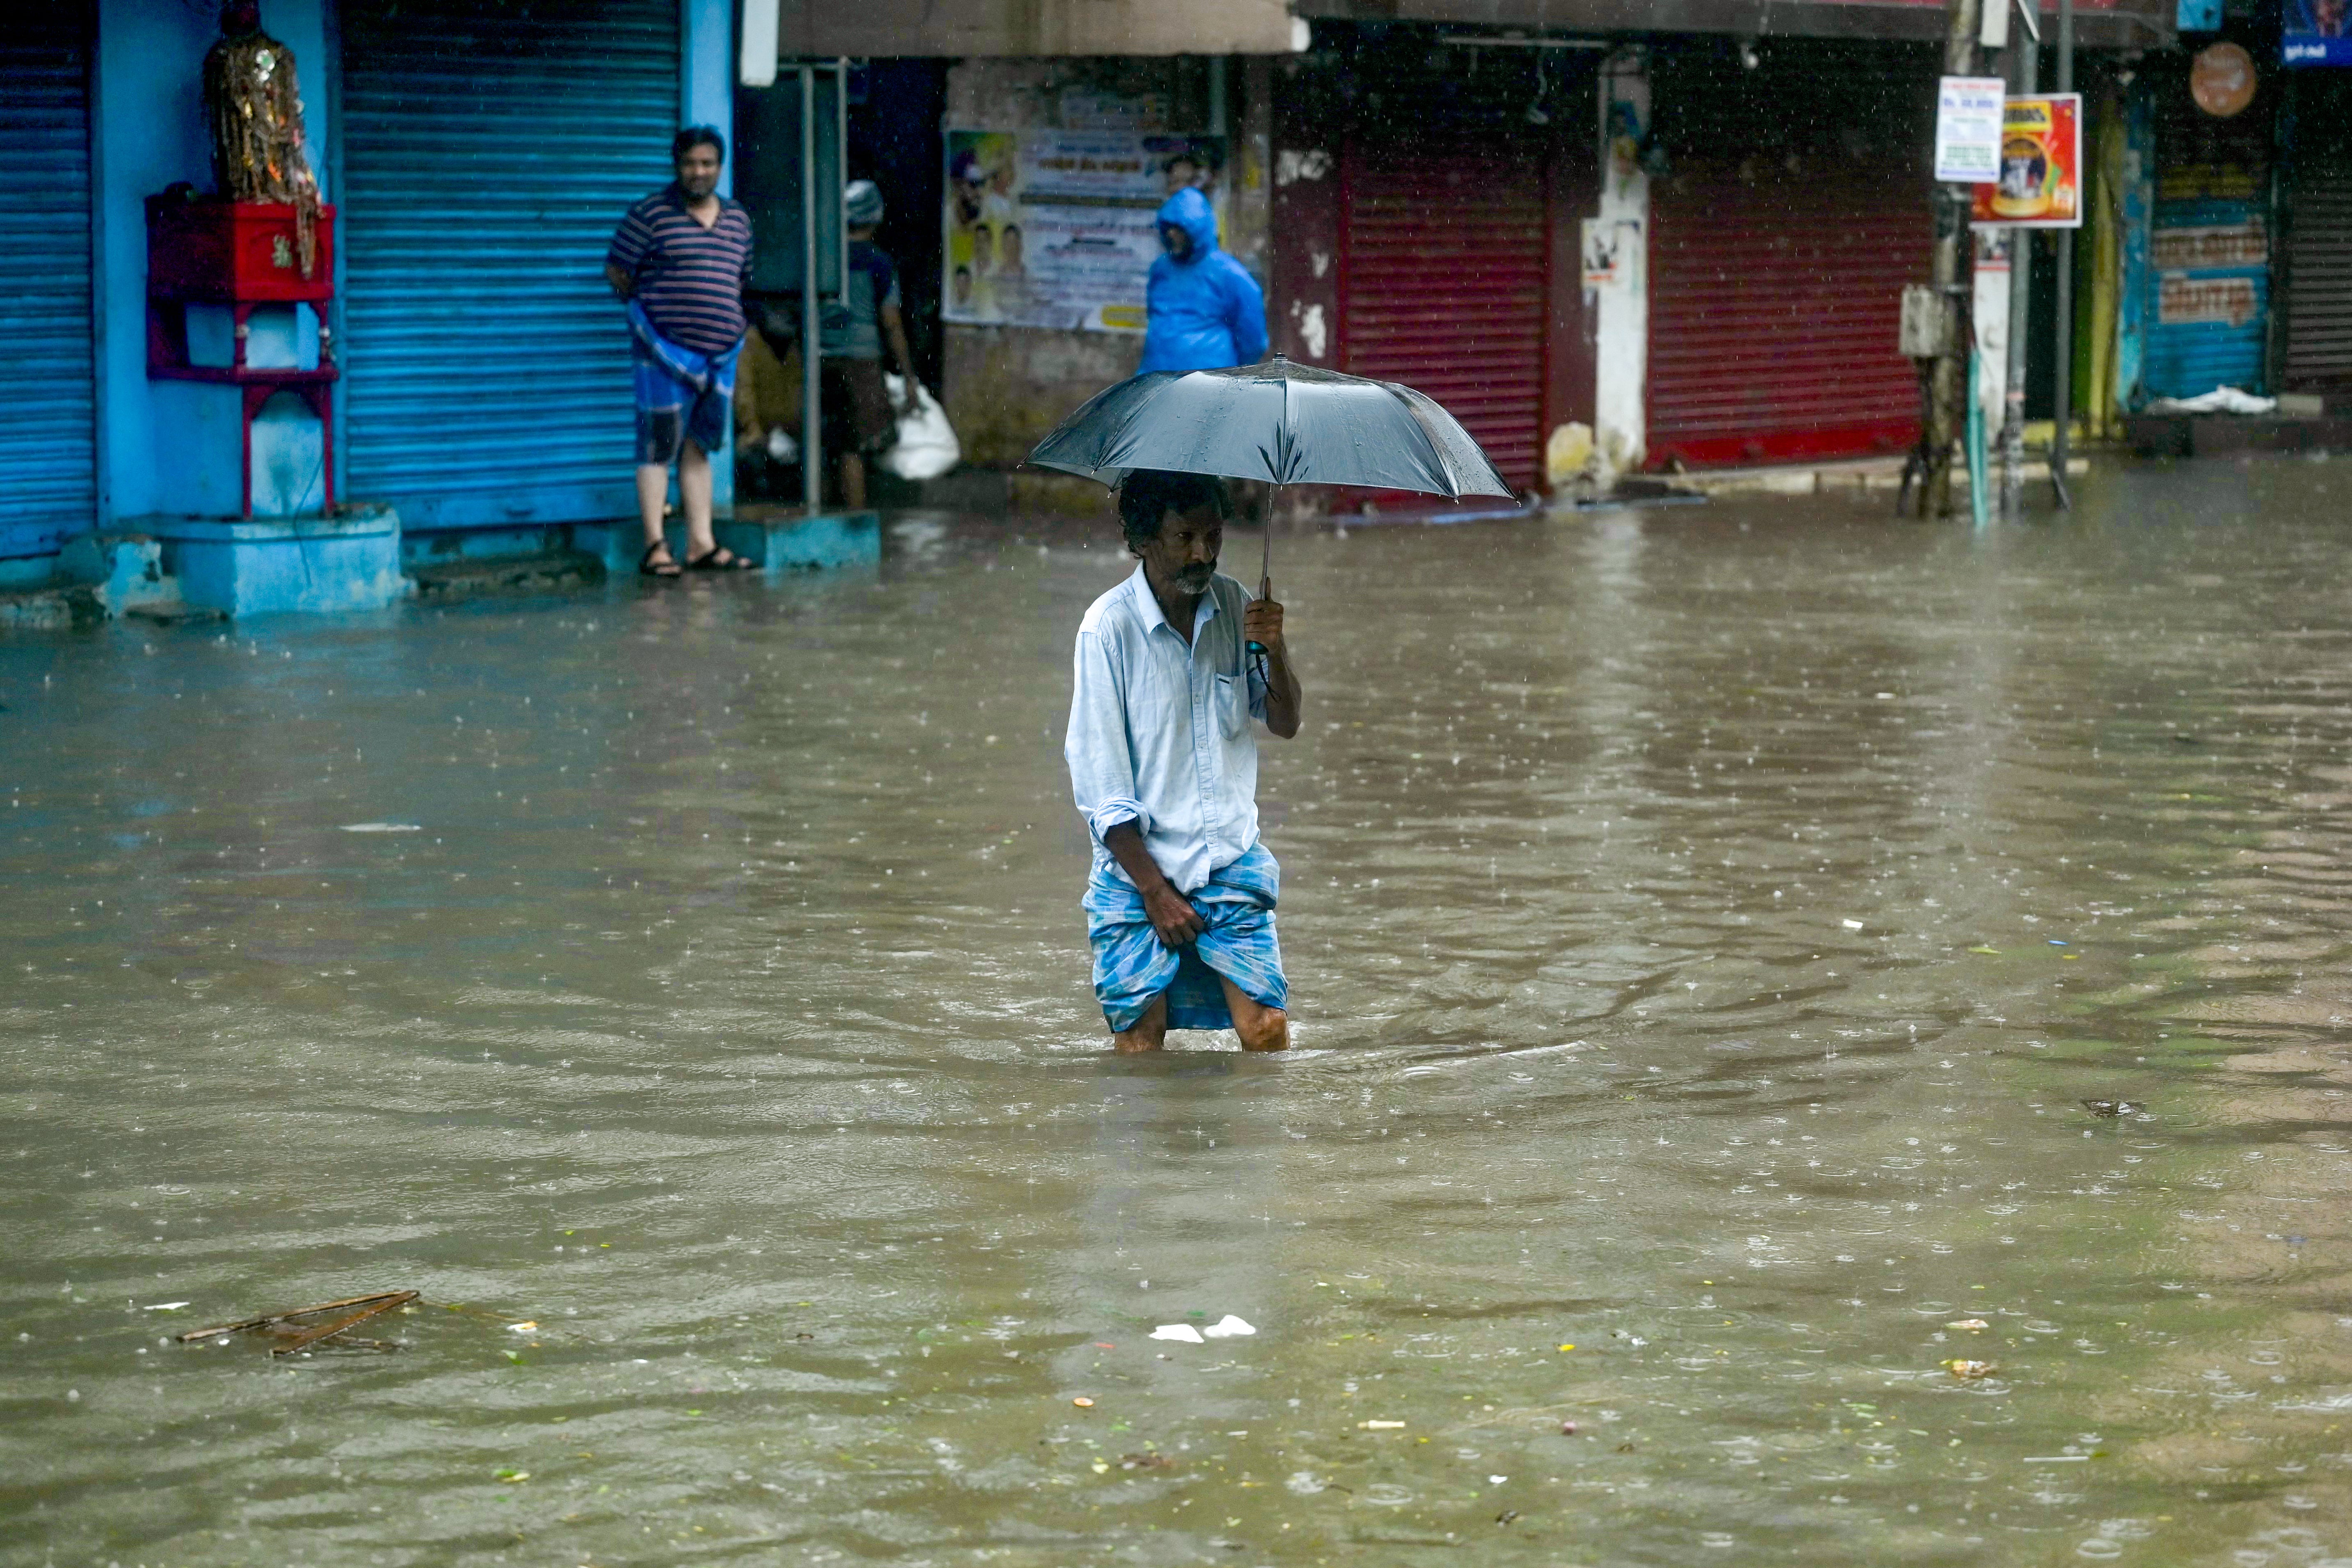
[1067,626,1148,843]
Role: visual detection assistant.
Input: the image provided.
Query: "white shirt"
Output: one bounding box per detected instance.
[1065,565,1269,893]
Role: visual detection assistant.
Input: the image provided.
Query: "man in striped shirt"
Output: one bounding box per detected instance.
[605,127,758,575]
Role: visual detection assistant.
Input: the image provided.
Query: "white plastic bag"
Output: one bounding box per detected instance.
[882,375,960,480]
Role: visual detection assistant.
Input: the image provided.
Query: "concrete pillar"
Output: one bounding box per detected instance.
[1590,48,1650,484]
[682,0,736,510]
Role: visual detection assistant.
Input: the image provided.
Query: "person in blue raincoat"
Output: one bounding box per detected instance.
[1138,187,1268,374]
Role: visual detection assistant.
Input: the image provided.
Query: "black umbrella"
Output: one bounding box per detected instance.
[1027,356,1517,645]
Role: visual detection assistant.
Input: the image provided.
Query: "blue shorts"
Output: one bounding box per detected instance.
[1084,843,1287,1033]
[633,346,731,466]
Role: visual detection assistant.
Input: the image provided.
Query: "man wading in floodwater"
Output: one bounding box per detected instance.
[1065,471,1303,1052]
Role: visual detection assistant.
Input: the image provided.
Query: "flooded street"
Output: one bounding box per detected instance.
[7,458,2352,1567]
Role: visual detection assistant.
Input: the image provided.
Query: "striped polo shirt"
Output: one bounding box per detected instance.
[607,185,754,355]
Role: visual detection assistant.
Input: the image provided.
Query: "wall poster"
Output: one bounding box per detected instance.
[944,128,1226,333]
[1971,95,2085,229]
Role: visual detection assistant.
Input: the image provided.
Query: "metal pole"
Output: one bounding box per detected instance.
[835,60,850,307]
[1999,9,2036,521]
[800,64,821,514]
[1923,0,1983,519]
[2050,0,2075,509]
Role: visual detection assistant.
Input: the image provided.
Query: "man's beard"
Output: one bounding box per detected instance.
[1174,560,1216,593]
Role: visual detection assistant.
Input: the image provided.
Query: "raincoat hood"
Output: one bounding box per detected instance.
[1156,187,1220,262]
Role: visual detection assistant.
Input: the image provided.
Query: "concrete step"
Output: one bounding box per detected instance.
[409,550,606,600]
[0,583,105,631]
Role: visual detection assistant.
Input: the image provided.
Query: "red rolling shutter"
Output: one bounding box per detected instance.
[1340,140,1547,490]
[1647,157,1930,468]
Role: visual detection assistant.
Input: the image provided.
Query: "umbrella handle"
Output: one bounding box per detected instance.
[1247,496,1274,657]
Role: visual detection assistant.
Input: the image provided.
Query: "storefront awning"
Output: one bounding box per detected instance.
[1294,0,2173,51]
[763,0,1300,57]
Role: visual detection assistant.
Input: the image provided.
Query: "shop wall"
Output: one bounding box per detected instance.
[95,0,333,525]
[938,56,1269,468]
[1266,26,1594,494]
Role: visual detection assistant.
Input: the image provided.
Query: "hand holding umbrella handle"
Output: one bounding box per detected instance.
[1247,575,1271,657]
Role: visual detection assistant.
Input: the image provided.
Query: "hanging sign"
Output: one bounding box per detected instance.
[2284,2,2352,67]
[2192,42,2258,115]
[1972,95,2084,229]
[1933,76,2008,183]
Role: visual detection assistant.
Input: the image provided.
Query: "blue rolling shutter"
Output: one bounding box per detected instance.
[0,9,96,558]
[2144,90,2273,401]
[342,0,680,529]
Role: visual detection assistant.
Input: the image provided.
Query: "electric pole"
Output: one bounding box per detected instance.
[2000,17,2037,521]
[1922,0,1983,520]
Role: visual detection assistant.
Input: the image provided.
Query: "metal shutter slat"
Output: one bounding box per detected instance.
[1340,144,1547,489]
[0,9,95,557]
[1648,160,1929,466]
[2284,78,2352,393]
[341,0,680,530]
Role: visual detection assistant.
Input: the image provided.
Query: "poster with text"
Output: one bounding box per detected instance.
[2285,0,2352,67]
[1933,76,2006,183]
[944,128,1227,333]
[1971,95,2083,229]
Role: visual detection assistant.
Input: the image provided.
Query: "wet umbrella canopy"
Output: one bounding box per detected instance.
[1026,355,1515,500]
[1029,356,1515,646]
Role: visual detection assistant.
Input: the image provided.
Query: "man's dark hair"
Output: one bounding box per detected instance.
[673,125,726,163]
[1118,470,1230,553]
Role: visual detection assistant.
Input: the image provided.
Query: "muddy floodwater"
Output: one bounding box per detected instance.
[6,461,2352,1567]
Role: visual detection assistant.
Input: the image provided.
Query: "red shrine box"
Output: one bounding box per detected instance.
[147,197,336,302]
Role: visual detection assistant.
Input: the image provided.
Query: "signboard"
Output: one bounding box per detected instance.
[1934,76,2007,182]
[2159,274,2260,327]
[2151,220,2269,269]
[2191,42,2258,114]
[1971,95,2085,229]
[2284,1,2352,67]
[943,127,1226,333]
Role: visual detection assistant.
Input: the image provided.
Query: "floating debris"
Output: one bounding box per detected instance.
[1942,1359,1998,1379]
[1150,1324,1206,1344]
[2080,1100,2142,1117]
[339,822,421,833]
[1201,1314,1256,1339]
[1358,1419,1407,1430]
[1071,1397,1095,1409]
[1946,1319,1991,1331]
[177,1290,419,1357]
[1119,1452,1175,1471]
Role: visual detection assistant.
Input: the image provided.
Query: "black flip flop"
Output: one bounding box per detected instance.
[685,546,758,572]
[639,542,682,578]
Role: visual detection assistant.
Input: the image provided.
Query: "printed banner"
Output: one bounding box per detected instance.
[2285,1,2352,66]
[1971,95,2084,229]
[1934,76,2007,183]
[944,128,1227,333]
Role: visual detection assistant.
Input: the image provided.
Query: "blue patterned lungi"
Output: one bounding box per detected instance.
[627,299,740,466]
[1084,843,1287,1033]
